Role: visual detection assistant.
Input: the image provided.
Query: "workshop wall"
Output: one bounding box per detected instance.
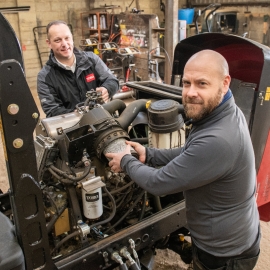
[2,0,270,98]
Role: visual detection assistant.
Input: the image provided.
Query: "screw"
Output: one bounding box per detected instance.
[13,138,23,148]
[32,112,39,119]
[7,104,19,115]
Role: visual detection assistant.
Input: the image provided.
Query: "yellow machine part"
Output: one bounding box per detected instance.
[54,208,70,236]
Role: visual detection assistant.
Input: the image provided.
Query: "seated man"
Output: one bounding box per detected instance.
[37,20,119,117]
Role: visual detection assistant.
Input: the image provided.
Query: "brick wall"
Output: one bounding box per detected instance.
[2,0,270,97]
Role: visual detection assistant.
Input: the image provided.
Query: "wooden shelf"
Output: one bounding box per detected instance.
[152,28,165,31]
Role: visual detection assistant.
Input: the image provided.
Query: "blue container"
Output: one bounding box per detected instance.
[178,8,195,24]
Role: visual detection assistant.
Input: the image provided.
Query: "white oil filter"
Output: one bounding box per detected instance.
[81,176,105,219]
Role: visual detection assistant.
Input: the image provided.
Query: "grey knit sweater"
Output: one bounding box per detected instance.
[121,95,260,257]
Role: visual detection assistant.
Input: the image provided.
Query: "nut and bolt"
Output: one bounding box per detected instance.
[13,138,23,148]
[7,104,19,115]
[32,112,39,119]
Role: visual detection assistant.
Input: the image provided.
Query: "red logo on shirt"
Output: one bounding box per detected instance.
[85,73,95,83]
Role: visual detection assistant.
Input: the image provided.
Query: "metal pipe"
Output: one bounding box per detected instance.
[164,0,178,84]
[112,90,135,100]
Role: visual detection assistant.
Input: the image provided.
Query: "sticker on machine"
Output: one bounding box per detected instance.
[265,87,270,101]
[85,73,95,83]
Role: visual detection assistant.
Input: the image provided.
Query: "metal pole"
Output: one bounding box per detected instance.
[164,0,178,84]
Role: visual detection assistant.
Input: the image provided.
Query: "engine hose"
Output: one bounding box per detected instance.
[129,263,141,270]
[135,258,141,269]
[49,163,91,182]
[116,186,132,209]
[116,99,148,130]
[130,137,148,144]
[51,230,80,255]
[105,189,145,234]
[46,203,67,233]
[43,190,59,214]
[48,167,74,185]
[102,180,134,196]
[138,191,147,221]
[103,99,126,115]
[75,101,85,111]
[153,195,162,212]
[119,264,128,270]
[89,185,116,229]
[83,96,91,107]
[103,185,132,210]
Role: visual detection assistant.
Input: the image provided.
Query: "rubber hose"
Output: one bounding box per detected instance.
[48,167,73,185]
[103,99,126,115]
[119,263,129,270]
[51,230,80,255]
[89,185,116,229]
[130,137,148,144]
[153,195,162,212]
[102,180,134,196]
[105,189,145,234]
[138,191,147,221]
[50,163,91,182]
[117,99,148,130]
[129,262,141,270]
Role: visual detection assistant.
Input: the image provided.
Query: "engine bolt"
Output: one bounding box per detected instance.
[13,138,23,148]
[7,104,19,115]
[32,112,38,119]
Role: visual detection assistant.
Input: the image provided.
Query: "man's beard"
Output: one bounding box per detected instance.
[183,88,223,122]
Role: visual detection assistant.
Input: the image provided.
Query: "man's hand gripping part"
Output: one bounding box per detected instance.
[105,141,146,173]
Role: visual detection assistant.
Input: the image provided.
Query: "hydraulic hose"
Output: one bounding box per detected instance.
[49,162,90,183]
[129,264,141,270]
[153,195,162,212]
[51,230,80,255]
[119,264,128,270]
[111,252,129,270]
[120,247,141,270]
[48,167,74,185]
[105,189,145,234]
[138,191,147,221]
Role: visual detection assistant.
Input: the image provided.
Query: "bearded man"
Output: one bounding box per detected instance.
[106,50,260,270]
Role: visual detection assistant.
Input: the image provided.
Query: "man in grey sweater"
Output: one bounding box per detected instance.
[106,50,260,269]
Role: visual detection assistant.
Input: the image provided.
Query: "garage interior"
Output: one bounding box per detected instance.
[0,0,270,269]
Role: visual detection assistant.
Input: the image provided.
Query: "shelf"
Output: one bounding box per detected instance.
[152,54,165,59]
[152,28,165,31]
[82,27,109,31]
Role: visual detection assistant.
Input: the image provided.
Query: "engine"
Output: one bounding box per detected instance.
[34,90,186,267]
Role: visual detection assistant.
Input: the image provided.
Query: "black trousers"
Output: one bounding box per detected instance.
[192,244,260,270]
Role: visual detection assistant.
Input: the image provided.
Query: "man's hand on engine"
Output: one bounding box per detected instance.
[106,144,132,173]
[96,87,109,102]
[126,141,146,163]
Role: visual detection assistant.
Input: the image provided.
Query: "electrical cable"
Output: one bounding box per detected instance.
[104,189,145,233]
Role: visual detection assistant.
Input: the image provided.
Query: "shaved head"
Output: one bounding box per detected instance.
[185,50,229,80]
